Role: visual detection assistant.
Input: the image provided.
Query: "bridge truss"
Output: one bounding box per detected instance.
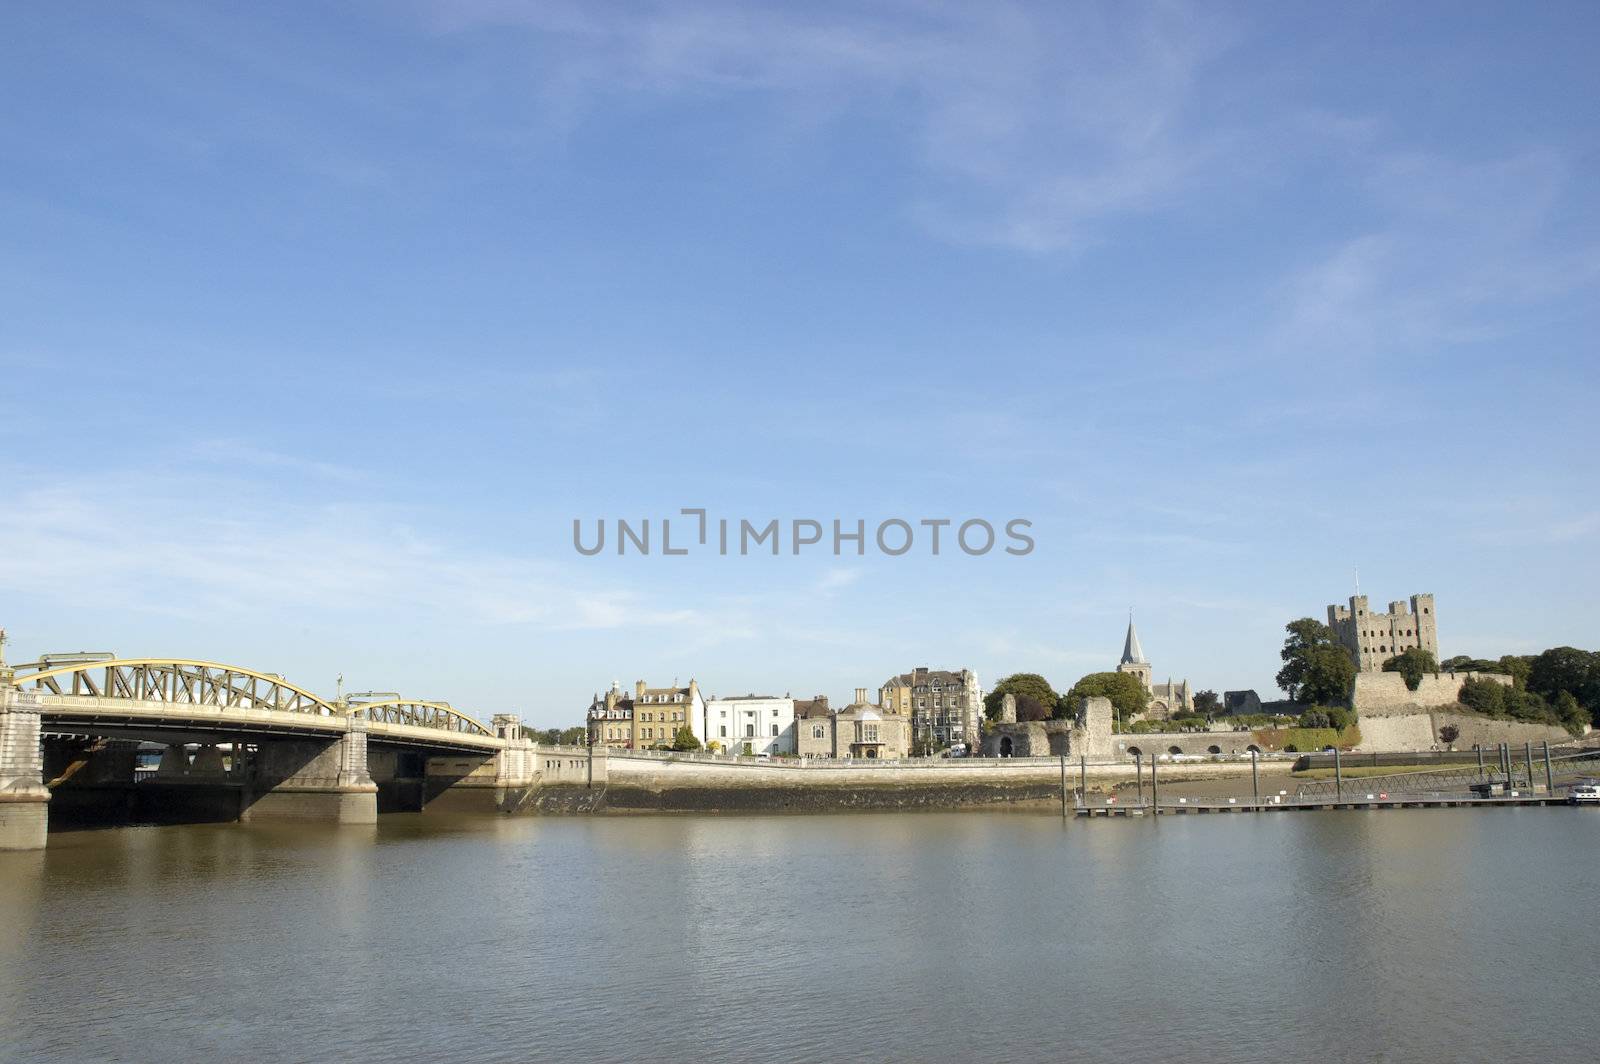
[9,659,496,741]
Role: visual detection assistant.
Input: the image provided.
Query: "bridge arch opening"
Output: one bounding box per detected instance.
[1167,745,1183,755]
[999,736,1013,758]
[1207,745,1222,755]
[1126,746,1142,758]
[1246,744,1262,754]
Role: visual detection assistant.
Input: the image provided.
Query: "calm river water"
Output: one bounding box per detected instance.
[2,810,1596,1064]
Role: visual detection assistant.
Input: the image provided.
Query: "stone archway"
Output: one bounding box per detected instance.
[999,736,1014,758]
[1167,745,1183,755]
[1126,746,1142,758]
[1207,745,1222,755]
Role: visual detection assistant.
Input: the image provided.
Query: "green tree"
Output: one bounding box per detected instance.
[1382,647,1438,691]
[1063,672,1149,726]
[1275,618,1355,705]
[1458,676,1508,716]
[1192,690,1220,716]
[1437,724,1460,746]
[983,673,1061,723]
[671,726,702,752]
[1497,655,1533,689]
[559,726,587,745]
[1554,691,1589,735]
[1528,647,1600,709]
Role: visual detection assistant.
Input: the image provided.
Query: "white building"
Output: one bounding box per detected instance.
[701,695,796,756]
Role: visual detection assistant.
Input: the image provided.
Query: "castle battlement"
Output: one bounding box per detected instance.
[1327,593,1437,672]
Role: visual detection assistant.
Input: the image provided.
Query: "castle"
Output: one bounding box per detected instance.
[1115,614,1191,718]
[1327,594,1437,672]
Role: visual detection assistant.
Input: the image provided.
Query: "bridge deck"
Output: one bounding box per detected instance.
[37,694,504,754]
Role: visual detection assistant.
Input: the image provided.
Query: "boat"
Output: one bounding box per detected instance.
[1569,780,1600,805]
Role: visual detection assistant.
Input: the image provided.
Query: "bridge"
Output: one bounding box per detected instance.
[0,647,545,850]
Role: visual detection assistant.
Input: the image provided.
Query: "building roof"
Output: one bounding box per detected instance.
[1121,617,1148,665]
[885,667,971,688]
[793,696,831,719]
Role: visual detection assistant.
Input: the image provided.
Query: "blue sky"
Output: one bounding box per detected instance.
[2,1,1597,727]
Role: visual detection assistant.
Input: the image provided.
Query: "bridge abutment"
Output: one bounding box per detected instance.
[242,719,377,824]
[0,677,50,851]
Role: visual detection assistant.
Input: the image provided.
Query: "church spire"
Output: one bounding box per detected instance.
[1120,610,1147,665]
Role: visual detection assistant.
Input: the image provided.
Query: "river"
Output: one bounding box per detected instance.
[1,809,1595,1063]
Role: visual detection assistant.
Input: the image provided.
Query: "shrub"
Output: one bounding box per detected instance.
[1459,676,1507,716]
[1383,648,1438,691]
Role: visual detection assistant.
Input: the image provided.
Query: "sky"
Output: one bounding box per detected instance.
[2,1,1597,728]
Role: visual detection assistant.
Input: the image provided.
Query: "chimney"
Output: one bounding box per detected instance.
[854,687,868,705]
[635,679,646,699]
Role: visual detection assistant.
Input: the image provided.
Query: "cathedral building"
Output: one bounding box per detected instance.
[1115,614,1192,719]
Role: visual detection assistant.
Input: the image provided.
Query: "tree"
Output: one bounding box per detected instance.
[1276,618,1355,705]
[1193,690,1220,716]
[559,726,587,745]
[1458,676,1508,716]
[1437,724,1460,746]
[1063,672,1149,726]
[1382,647,1438,692]
[983,673,1061,723]
[1554,691,1589,735]
[1497,655,1533,689]
[671,726,702,752]
[1528,647,1600,709]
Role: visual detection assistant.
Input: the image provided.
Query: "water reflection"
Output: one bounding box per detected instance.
[1,810,1596,1064]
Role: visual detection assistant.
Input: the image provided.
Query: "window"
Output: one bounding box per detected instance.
[864,724,879,742]
[812,725,825,739]
[745,724,755,738]
[719,726,727,737]
[772,724,779,737]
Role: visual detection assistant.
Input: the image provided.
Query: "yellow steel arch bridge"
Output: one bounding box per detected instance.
[7,657,505,754]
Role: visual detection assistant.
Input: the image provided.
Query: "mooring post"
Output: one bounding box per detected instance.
[1059,752,1067,817]
[1079,755,1086,803]
[1135,753,1144,806]
[1500,743,1510,784]
[1251,748,1259,806]
[1476,745,1484,773]
[1544,741,1554,794]
[1334,746,1342,803]
[1151,755,1159,814]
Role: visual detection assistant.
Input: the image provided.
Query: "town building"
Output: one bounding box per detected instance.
[1115,614,1192,718]
[1327,593,1437,672]
[881,666,982,750]
[585,678,703,749]
[795,688,910,760]
[702,694,795,756]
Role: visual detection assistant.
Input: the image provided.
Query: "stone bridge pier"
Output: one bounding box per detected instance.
[241,717,378,824]
[419,714,535,813]
[0,673,50,851]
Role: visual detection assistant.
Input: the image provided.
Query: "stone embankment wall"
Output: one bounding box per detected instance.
[528,752,1285,813]
[1352,708,1570,752]
[1353,671,1509,712]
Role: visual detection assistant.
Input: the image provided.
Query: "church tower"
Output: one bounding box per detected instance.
[1116,612,1153,694]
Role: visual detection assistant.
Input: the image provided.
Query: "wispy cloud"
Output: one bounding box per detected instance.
[1275,148,1600,356]
[0,471,691,632]
[419,0,1240,252]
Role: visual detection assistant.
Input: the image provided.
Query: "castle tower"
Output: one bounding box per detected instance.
[1116,613,1153,694]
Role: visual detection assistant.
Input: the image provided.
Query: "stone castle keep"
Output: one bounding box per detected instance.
[1327,593,1437,672]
